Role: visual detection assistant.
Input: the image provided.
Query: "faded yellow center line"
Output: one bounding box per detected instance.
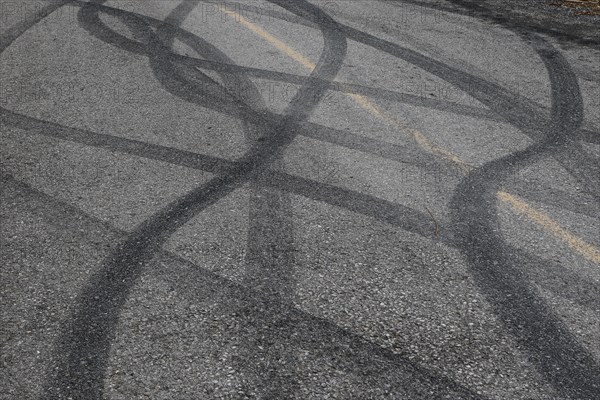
[224,7,468,169]
[498,191,600,264]
[222,7,314,69]
[349,94,471,170]
[222,7,600,264]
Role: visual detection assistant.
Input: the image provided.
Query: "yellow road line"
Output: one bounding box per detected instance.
[223,7,600,264]
[225,7,470,170]
[222,7,315,70]
[498,191,600,264]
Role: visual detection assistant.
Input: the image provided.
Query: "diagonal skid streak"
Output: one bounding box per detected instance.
[1,0,599,399]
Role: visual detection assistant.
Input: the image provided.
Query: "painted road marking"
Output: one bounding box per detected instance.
[498,191,600,264]
[222,6,600,264]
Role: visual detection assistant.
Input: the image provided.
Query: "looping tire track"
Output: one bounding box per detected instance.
[449,32,599,399]
[47,0,349,398]
[0,0,598,399]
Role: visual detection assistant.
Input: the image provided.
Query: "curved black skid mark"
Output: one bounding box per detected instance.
[3,172,483,399]
[0,107,234,174]
[77,1,600,398]
[388,0,600,47]
[45,2,471,397]
[1,0,597,399]
[0,109,441,240]
[197,0,600,145]
[449,33,600,399]
[304,15,600,397]
[45,0,347,398]
[0,0,72,52]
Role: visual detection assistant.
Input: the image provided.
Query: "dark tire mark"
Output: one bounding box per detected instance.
[0,0,72,53]
[0,107,234,174]
[387,0,600,47]
[70,0,459,177]
[3,172,484,399]
[303,19,600,397]
[260,172,439,240]
[25,1,480,398]
[220,2,600,397]
[45,0,347,398]
[506,245,600,312]
[167,0,297,394]
[205,0,600,146]
[449,32,600,399]
[1,0,597,398]
[0,109,441,239]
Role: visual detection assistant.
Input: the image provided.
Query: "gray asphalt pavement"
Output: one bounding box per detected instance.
[1,1,599,399]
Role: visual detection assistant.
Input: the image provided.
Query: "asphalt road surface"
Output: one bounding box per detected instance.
[1,1,599,399]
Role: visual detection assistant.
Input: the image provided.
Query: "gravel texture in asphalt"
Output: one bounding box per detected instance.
[1,1,599,399]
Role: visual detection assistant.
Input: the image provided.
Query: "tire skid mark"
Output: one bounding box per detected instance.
[199,1,600,245]
[7,166,598,397]
[337,23,600,195]
[3,106,593,256]
[2,172,484,399]
[181,1,298,394]
[314,22,600,399]
[1,2,484,399]
[203,2,599,264]
[219,6,600,396]
[58,0,476,396]
[204,0,600,145]
[0,0,597,399]
[0,107,234,174]
[33,1,600,177]
[5,101,596,227]
[178,2,600,398]
[259,171,440,240]
[0,0,72,53]
[156,2,300,393]
[398,0,600,47]
[449,32,600,398]
[69,0,449,172]
[67,0,546,129]
[0,110,440,240]
[45,0,348,398]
